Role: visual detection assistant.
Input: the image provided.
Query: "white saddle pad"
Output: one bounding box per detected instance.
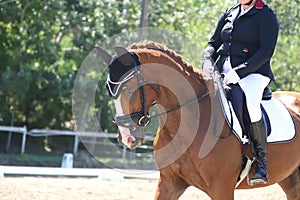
[218,90,296,144]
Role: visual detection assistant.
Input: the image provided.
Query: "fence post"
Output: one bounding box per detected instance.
[122,145,127,159]
[21,125,27,155]
[73,134,79,155]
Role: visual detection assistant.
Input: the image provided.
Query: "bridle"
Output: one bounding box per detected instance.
[107,50,215,131]
[113,63,159,130]
[107,51,159,130]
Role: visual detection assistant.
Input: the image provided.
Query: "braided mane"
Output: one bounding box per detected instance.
[128,41,204,82]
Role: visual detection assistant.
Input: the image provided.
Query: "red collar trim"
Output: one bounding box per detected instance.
[255,0,264,9]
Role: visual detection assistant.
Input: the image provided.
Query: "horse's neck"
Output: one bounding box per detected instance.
[153,78,230,154]
[153,81,215,153]
[153,70,214,144]
[141,50,209,103]
[138,50,217,142]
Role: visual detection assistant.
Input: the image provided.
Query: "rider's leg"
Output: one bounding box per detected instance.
[238,74,270,185]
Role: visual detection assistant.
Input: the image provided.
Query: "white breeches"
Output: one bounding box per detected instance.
[222,58,270,122]
[238,74,270,122]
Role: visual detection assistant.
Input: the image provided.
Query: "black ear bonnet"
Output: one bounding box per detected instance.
[106,52,140,99]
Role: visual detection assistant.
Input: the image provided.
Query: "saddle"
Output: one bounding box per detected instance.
[214,72,296,144]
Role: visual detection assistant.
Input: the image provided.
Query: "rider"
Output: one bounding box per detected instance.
[202,0,279,185]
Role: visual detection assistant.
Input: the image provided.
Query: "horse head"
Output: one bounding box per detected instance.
[95,45,158,149]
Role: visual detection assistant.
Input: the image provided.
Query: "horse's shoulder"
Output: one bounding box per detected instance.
[273,91,300,100]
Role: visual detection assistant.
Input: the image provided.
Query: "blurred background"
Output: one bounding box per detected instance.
[0,0,299,168]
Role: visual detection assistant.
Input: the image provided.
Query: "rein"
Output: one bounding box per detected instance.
[150,91,215,119]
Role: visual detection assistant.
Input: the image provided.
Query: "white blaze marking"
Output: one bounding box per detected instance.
[113,96,124,116]
[113,96,135,147]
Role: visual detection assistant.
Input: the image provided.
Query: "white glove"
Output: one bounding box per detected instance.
[202,59,214,76]
[224,68,240,85]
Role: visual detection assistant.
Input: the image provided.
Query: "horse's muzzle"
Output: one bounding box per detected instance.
[129,137,144,149]
[118,133,144,149]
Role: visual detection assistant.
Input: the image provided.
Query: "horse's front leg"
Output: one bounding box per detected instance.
[154,175,188,200]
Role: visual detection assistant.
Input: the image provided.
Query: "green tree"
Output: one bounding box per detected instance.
[268,1,300,91]
[0,0,299,134]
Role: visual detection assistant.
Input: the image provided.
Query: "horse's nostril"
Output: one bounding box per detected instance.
[127,136,136,145]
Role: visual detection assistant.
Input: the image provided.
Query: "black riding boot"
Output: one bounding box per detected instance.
[249,117,269,186]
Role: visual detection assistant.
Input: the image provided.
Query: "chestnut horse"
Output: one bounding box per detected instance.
[96,42,300,200]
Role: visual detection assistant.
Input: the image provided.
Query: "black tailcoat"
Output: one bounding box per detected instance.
[204,4,279,81]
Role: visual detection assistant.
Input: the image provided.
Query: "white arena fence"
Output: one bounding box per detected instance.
[0,166,159,179]
[0,125,155,157]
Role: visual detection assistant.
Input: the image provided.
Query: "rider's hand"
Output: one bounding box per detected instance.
[224,68,240,85]
[202,59,214,76]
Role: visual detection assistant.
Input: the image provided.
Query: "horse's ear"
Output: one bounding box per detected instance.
[115,46,132,66]
[94,45,112,65]
[115,46,129,56]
